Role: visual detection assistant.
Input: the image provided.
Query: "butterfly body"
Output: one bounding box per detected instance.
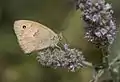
[14,20,59,53]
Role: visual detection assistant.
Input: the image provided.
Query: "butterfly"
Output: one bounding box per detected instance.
[13,20,60,53]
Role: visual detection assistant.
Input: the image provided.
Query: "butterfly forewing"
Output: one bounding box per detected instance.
[14,20,59,53]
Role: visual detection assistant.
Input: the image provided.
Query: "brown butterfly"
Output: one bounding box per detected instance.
[14,20,60,53]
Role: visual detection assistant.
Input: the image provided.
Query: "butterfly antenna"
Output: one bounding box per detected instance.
[57,32,70,50]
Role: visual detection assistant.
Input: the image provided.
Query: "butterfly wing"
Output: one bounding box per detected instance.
[14,20,59,53]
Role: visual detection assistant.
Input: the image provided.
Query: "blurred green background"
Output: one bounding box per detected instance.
[0,0,120,82]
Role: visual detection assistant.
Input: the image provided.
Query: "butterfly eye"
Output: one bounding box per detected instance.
[22,25,26,29]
